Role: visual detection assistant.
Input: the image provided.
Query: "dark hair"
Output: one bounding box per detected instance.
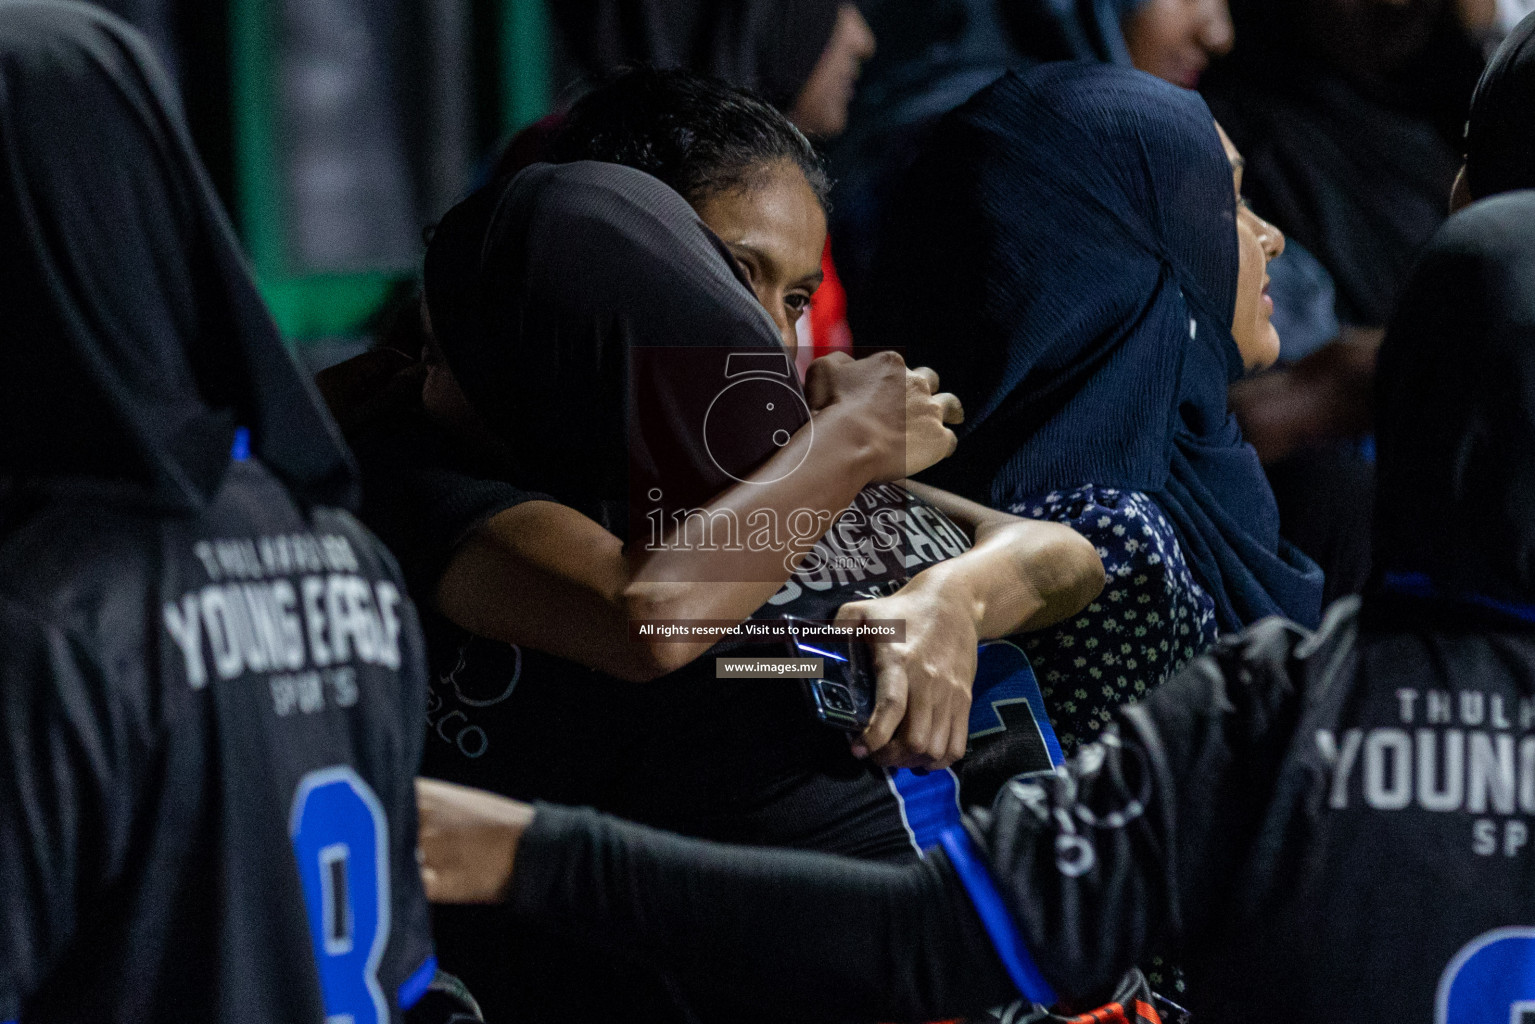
[548,67,830,209]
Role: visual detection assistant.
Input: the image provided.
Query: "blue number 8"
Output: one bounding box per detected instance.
[1438,928,1535,1023]
[291,768,391,1024]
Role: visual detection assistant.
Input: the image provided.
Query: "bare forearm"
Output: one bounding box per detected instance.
[438,405,889,680]
[436,504,694,680]
[902,481,1103,638]
[903,522,1102,642]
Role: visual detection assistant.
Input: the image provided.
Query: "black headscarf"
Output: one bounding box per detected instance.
[550,1,842,111]
[0,1,356,512]
[869,63,1323,630]
[1201,0,1481,327]
[1465,11,1535,200]
[423,160,785,528]
[1373,191,1535,604]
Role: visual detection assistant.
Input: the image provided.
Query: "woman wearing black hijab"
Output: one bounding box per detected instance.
[1228,5,1529,609]
[549,0,875,137]
[502,2,874,367]
[0,4,440,1022]
[1208,0,1485,613]
[1201,0,1484,330]
[1455,9,1535,207]
[869,63,1323,756]
[417,190,1535,1024]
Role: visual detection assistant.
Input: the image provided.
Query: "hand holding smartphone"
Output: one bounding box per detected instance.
[785,615,875,732]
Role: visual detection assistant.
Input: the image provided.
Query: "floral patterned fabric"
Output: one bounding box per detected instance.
[1009,485,1218,1001]
[1008,485,1219,756]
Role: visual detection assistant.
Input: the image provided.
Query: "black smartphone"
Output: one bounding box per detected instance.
[785,616,875,732]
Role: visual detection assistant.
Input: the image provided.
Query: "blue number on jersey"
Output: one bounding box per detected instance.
[1437,927,1535,1023]
[291,767,391,1024]
[889,641,1064,853]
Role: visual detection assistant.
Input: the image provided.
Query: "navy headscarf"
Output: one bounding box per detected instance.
[1374,192,1535,605]
[869,63,1323,630]
[1000,0,1147,65]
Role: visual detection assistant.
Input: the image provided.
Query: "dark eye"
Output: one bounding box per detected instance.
[729,253,758,283]
[785,293,811,318]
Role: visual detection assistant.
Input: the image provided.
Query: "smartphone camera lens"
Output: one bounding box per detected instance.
[819,681,855,714]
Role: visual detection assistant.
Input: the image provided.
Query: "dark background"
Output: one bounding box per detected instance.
[90,0,569,348]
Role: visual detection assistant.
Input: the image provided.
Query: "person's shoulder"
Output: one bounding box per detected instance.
[0,484,161,626]
[1207,596,1358,677]
[210,460,408,587]
[0,491,164,741]
[1133,599,1357,744]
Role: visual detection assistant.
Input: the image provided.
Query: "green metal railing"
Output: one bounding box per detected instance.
[230,0,551,343]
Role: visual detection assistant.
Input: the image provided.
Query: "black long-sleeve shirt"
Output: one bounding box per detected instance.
[507,595,1535,1022]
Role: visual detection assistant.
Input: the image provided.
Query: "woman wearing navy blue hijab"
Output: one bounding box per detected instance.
[868,63,1323,758]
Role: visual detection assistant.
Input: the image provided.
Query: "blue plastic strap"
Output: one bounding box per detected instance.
[230,426,251,462]
[936,825,1057,1006]
[397,954,438,1010]
[889,767,962,851]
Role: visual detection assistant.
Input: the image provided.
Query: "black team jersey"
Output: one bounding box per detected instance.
[505,593,1535,1023]
[0,460,435,1024]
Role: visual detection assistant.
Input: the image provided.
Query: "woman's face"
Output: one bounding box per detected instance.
[790,4,877,138]
[692,159,827,355]
[1122,0,1234,89]
[1219,122,1284,372]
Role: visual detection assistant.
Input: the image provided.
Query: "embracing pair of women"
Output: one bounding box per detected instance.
[357,57,1322,1022]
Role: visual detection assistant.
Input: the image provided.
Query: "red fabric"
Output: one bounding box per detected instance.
[494,112,566,180]
[808,238,852,358]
